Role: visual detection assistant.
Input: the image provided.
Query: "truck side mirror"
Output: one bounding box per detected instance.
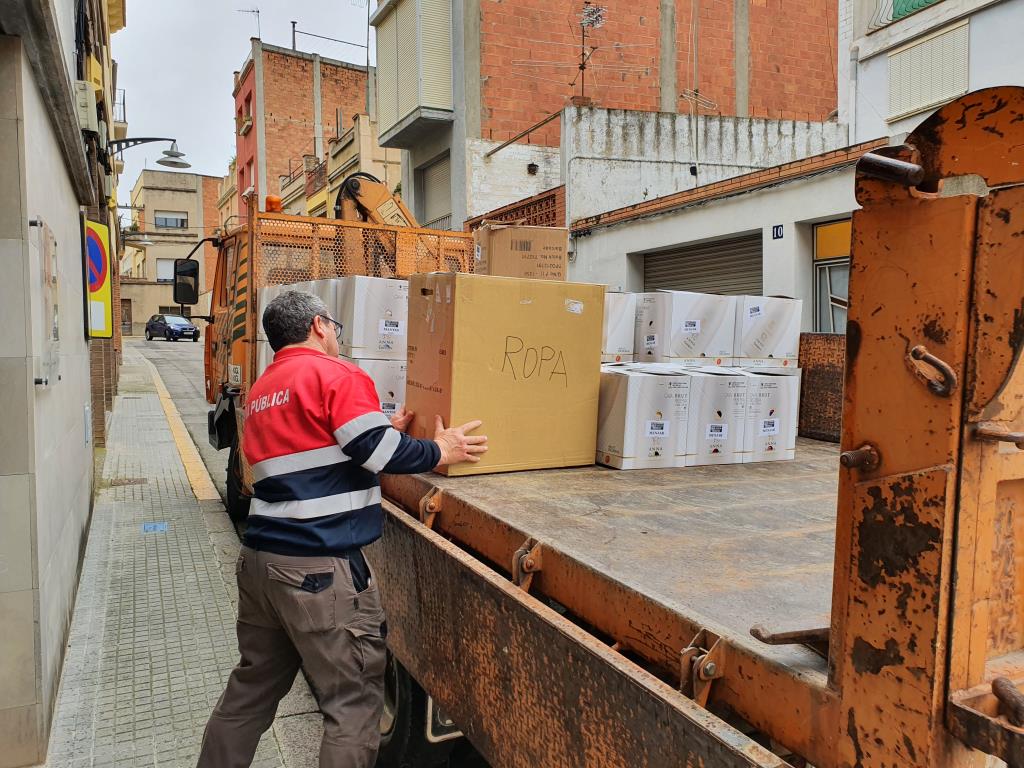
[173,259,200,305]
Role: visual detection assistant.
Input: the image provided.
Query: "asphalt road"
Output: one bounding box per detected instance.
[130,336,229,502]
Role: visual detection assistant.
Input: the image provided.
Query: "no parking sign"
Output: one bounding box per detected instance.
[85,220,112,338]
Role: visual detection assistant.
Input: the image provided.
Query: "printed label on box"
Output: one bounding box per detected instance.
[474,244,482,262]
[379,319,406,336]
[565,299,583,314]
[645,420,669,438]
[682,319,701,334]
[381,402,397,416]
[760,418,779,436]
[706,422,728,440]
[748,305,763,319]
[644,333,658,349]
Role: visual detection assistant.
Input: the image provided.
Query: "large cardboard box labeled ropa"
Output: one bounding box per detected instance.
[406,273,604,476]
[596,365,689,469]
[734,296,802,367]
[342,356,407,418]
[602,292,637,363]
[473,223,568,281]
[337,276,408,360]
[739,368,801,462]
[681,367,748,466]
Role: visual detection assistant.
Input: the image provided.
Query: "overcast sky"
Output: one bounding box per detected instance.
[112,0,376,208]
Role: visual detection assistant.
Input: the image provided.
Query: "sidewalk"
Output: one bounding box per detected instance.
[41,346,322,768]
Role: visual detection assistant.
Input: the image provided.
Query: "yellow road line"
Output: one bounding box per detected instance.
[142,357,222,502]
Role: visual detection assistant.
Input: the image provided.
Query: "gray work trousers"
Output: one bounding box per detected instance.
[197,546,387,768]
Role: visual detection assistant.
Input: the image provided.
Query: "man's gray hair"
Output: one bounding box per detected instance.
[263,290,330,351]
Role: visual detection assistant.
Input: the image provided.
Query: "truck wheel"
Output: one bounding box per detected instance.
[225,443,251,525]
[376,654,456,768]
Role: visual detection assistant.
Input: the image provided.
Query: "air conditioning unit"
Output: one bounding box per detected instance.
[74,81,99,133]
[97,120,107,149]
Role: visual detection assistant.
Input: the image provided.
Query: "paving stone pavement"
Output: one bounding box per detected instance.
[41,347,321,768]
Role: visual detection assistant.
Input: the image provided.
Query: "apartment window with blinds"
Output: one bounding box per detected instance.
[418,154,452,228]
[888,21,969,121]
[154,210,188,229]
[156,258,175,283]
[814,220,852,334]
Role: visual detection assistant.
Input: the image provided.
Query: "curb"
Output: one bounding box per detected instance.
[140,356,222,502]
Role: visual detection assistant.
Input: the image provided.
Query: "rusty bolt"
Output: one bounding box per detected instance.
[524,557,536,571]
[702,661,718,678]
[426,500,439,513]
[840,443,881,471]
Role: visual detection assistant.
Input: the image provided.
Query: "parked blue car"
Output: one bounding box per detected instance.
[145,314,199,342]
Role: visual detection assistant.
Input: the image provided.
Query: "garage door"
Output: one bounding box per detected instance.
[643,232,763,294]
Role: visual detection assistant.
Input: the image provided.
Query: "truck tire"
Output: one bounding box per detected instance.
[225,443,251,525]
[376,654,456,768]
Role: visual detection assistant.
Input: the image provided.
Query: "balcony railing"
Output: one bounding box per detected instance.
[305,160,327,198]
[422,213,452,231]
[113,89,126,123]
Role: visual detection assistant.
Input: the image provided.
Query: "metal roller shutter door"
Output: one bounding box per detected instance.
[643,233,763,295]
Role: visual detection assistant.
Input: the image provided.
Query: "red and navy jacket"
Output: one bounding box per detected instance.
[241,347,440,556]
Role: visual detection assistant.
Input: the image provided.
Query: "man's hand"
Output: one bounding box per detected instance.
[434,416,488,467]
[390,406,414,433]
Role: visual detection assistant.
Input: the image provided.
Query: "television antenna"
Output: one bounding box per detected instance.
[509,2,653,101]
[237,7,261,38]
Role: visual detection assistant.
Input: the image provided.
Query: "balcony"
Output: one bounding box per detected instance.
[422,213,452,231]
[238,115,253,136]
[371,0,454,149]
[112,89,127,139]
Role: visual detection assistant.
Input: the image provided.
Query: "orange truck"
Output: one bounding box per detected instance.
[174,89,1024,768]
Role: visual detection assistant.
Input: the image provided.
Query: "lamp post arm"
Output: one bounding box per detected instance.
[107,137,177,154]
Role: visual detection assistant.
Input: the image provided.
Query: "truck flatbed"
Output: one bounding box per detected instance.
[382,438,838,676]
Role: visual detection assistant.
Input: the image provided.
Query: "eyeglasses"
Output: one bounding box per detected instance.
[318,315,343,341]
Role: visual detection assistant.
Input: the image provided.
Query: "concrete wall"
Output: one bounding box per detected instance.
[563,106,850,222]
[464,139,561,220]
[844,0,1021,142]
[0,33,94,766]
[570,166,859,331]
[120,281,177,336]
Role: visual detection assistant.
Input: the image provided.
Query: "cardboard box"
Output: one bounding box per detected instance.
[680,367,748,466]
[406,272,604,476]
[633,291,736,365]
[337,276,409,360]
[734,296,803,367]
[602,292,637,363]
[473,223,568,281]
[343,356,407,418]
[634,293,664,362]
[738,367,801,462]
[596,365,689,469]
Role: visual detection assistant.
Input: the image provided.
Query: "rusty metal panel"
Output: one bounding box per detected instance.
[798,333,846,442]
[837,467,957,766]
[369,504,791,768]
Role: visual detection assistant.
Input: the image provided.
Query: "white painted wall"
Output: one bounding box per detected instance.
[846,0,1022,142]
[570,167,859,331]
[562,107,849,222]
[0,28,93,764]
[464,138,560,220]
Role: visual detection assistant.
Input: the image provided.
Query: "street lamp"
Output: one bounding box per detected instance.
[107,137,192,169]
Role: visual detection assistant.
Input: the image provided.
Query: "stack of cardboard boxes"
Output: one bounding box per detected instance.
[597,291,803,469]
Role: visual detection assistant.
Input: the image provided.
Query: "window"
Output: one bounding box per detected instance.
[158,306,191,318]
[156,258,175,283]
[888,21,968,121]
[814,220,852,334]
[154,210,188,228]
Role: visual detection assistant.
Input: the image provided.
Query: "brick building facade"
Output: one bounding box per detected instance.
[232,40,368,211]
[373,0,838,230]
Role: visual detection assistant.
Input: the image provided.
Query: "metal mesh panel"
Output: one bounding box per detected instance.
[253,214,474,289]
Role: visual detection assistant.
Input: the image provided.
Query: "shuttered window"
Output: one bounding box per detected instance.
[643,233,763,295]
[888,21,969,121]
[376,10,398,131]
[373,0,453,137]
[420,154,451,226]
